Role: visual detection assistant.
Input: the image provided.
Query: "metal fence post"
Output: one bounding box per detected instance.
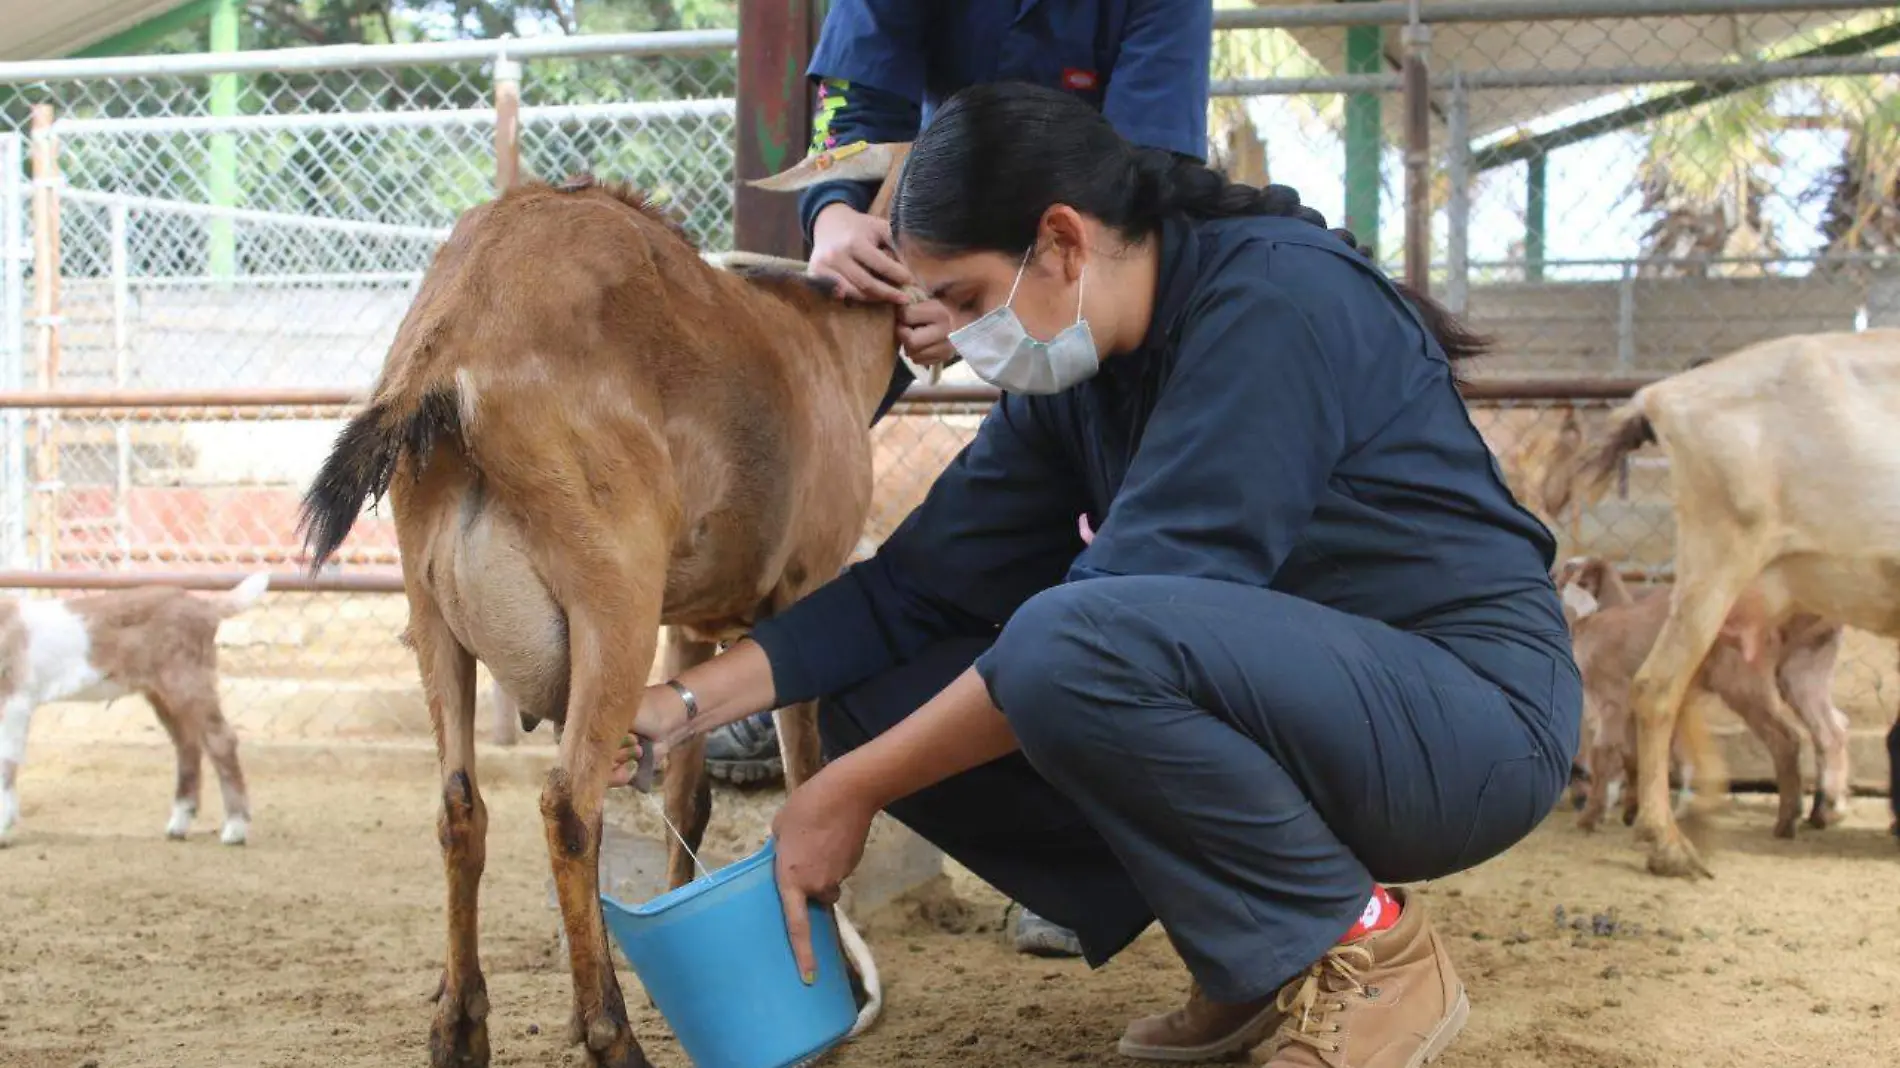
[1525,153,1548,282]
[1401,7,1432,293]
[1343,2,1383,249]
[1616,261,1636,369]
[28,104,60,571]
[1445,71,1470,315]
[110,202,132,565]
[207,0,242,282]
[0,132,24,568]
[493,53,521,192]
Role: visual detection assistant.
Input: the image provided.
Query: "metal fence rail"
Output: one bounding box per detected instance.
[1,11,1896,743]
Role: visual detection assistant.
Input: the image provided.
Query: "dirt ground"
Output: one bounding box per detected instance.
[2,738,1896,1068]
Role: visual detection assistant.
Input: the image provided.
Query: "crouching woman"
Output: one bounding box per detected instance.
[618,82,1582,1067]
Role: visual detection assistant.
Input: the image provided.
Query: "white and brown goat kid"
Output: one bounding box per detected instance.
[0,574,268,846]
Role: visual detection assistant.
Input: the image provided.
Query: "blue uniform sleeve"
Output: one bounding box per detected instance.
[1102,0,1213,160]
[1066,267,1347,587]
[797,77,924,243]
[750,396,1087,706]
[797,0,929,243]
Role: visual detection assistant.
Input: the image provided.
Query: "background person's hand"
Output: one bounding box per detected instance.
[771,769,877,982]
[897,297,959,368]
[809,202,914,304]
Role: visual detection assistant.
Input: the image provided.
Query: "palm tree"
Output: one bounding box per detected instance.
[1633,88,1783,278]
[1207,3,1337,188]
[1812,73,1900,272]
[1628,14,1900,277]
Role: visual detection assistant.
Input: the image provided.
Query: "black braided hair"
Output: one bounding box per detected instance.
[892,82,1487,362]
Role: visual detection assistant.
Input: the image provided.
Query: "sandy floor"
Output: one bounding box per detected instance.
[2,739,1895,1068]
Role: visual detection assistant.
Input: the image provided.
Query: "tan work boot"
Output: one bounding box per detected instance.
[1118,981,1282,1062]
[1258,889,1467,1068]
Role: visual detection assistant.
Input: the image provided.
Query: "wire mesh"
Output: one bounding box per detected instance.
[2,9,1895,745]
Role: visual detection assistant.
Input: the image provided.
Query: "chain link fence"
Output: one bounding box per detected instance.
[3,7,1895,748]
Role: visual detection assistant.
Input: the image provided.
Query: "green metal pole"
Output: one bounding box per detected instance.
[1343,14,1382,253]
[1525,153,1547,282]
[208,0,239,280]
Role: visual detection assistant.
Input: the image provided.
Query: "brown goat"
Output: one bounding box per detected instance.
[298,144,911,1068]
[1555,558,1850,840]
[1,574,266,847]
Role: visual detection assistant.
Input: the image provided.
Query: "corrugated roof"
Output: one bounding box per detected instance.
[1245,1,1851,139]
[1,1,196,62]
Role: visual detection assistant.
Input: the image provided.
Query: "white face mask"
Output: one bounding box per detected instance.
[947,246,1100,395]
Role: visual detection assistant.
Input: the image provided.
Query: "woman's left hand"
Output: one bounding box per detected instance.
[897,297,959,368]
[772,768,878,983]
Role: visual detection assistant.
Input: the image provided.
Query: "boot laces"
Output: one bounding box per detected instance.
[1271,944,1374,1054]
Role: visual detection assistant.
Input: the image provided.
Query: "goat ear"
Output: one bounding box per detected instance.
[748,142,907,192]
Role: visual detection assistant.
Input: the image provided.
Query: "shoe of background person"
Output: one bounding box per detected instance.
[1005,901,1085,958]
[704,710,784,786]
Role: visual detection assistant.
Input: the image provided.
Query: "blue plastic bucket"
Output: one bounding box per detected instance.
[601,838,856,1068]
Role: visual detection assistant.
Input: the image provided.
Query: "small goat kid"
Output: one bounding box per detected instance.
[1,574,267,847]
[1556,557,1850,839]
[298,144,911,1068]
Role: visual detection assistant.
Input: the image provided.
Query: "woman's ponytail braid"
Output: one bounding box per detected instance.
[1128,148,1374,258]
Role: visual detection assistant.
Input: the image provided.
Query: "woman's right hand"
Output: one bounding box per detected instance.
[605,639,780,789]
[809,203,914,304]
[607,683,690,788]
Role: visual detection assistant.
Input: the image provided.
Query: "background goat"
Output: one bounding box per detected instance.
[1,574,268,847]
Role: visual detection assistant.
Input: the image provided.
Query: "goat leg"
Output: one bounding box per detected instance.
[545,606,656,1068]
[414,603,491,1068]
[148,693,203,841]
[197,701,251,846]
[1629,533,1754,879]
[661,630,716,890]
[0,696,27,843]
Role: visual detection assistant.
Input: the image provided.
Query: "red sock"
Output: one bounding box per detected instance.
[1341,885,1402,943]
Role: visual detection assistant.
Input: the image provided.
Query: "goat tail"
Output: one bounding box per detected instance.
[297,385,463,574]
[207,572,271,618]
[1542,401,1654,516]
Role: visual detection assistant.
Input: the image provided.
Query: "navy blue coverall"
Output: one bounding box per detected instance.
[797,0,1213,243]
[751,214,1585,1002]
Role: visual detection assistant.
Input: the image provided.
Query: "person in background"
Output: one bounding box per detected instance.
[701,0,1214,963]
[628,82,1581,1068]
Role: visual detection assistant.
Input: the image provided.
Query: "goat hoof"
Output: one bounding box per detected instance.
[569,1004,650,1068]
[166,802,195,840]
[1772,819,1796,840]
[1645,832,1713,880]
[582,1024,651,1068]
[220,818,250,846]
[1808,796,1847,829]
[428,978,492,1068]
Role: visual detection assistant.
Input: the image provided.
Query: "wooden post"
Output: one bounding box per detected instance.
[493,56,521,193]
[733,0,818,257]
[28,104,60,571]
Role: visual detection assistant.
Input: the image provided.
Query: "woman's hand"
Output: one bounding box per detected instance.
[606,683,693,788]
[898,297,959,368]
[771,768,878,982]
[809,203,914,305]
